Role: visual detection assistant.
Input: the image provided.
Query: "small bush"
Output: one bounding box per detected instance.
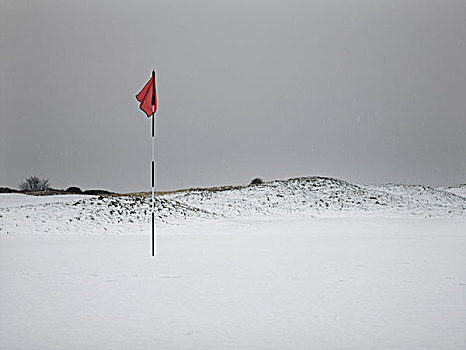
[19,176,50,191]
[250,177,264,185]
[66,186,82,194]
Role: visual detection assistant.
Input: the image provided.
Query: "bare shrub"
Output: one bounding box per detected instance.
[19,176,50,191]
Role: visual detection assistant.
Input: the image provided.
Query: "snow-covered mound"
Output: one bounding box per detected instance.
[367,183,466,215]
[166,177,466,218]
[438,184,466,199]
[1,177,465,234]
[0,194,216,234]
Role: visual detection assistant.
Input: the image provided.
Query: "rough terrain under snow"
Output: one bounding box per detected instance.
[1,177,465,349]
[1,177,465,235]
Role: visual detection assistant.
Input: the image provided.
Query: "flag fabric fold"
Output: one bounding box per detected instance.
[136,73,157,117]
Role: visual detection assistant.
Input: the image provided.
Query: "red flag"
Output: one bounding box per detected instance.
[136,71,157,117]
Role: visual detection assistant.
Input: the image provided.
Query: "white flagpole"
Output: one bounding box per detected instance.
[151,70,156,257]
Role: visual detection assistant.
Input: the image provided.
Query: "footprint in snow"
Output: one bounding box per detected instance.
[117,274,140,278]
[185,330,200,336]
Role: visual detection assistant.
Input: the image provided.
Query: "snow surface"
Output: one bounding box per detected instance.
[1,217,465,349]
[1,177,466,349]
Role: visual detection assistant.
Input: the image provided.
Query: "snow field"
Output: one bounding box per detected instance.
[1,217,465,349]
[1,178,465,349]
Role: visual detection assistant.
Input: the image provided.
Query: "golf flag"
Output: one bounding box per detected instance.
[136,71,157,117]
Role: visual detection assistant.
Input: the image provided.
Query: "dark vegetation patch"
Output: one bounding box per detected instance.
[0,187,19,193]
[82,189,114,196]
[2,187,114,196]
[250,177,264,185]
[66,186,82,194]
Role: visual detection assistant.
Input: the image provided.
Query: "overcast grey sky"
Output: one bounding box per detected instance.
[1,0,465,192]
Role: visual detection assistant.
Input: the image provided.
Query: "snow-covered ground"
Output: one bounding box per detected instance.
[1,177,466,349]
[1,217,465,349]
[0,194,90,209]
[1,177,465,235]
[439,184,466,199]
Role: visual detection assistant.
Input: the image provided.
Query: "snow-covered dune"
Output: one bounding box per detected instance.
[438,184,466,199]
[1,177,465,234]
[0,194,215,235]
[166,177,466,218]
